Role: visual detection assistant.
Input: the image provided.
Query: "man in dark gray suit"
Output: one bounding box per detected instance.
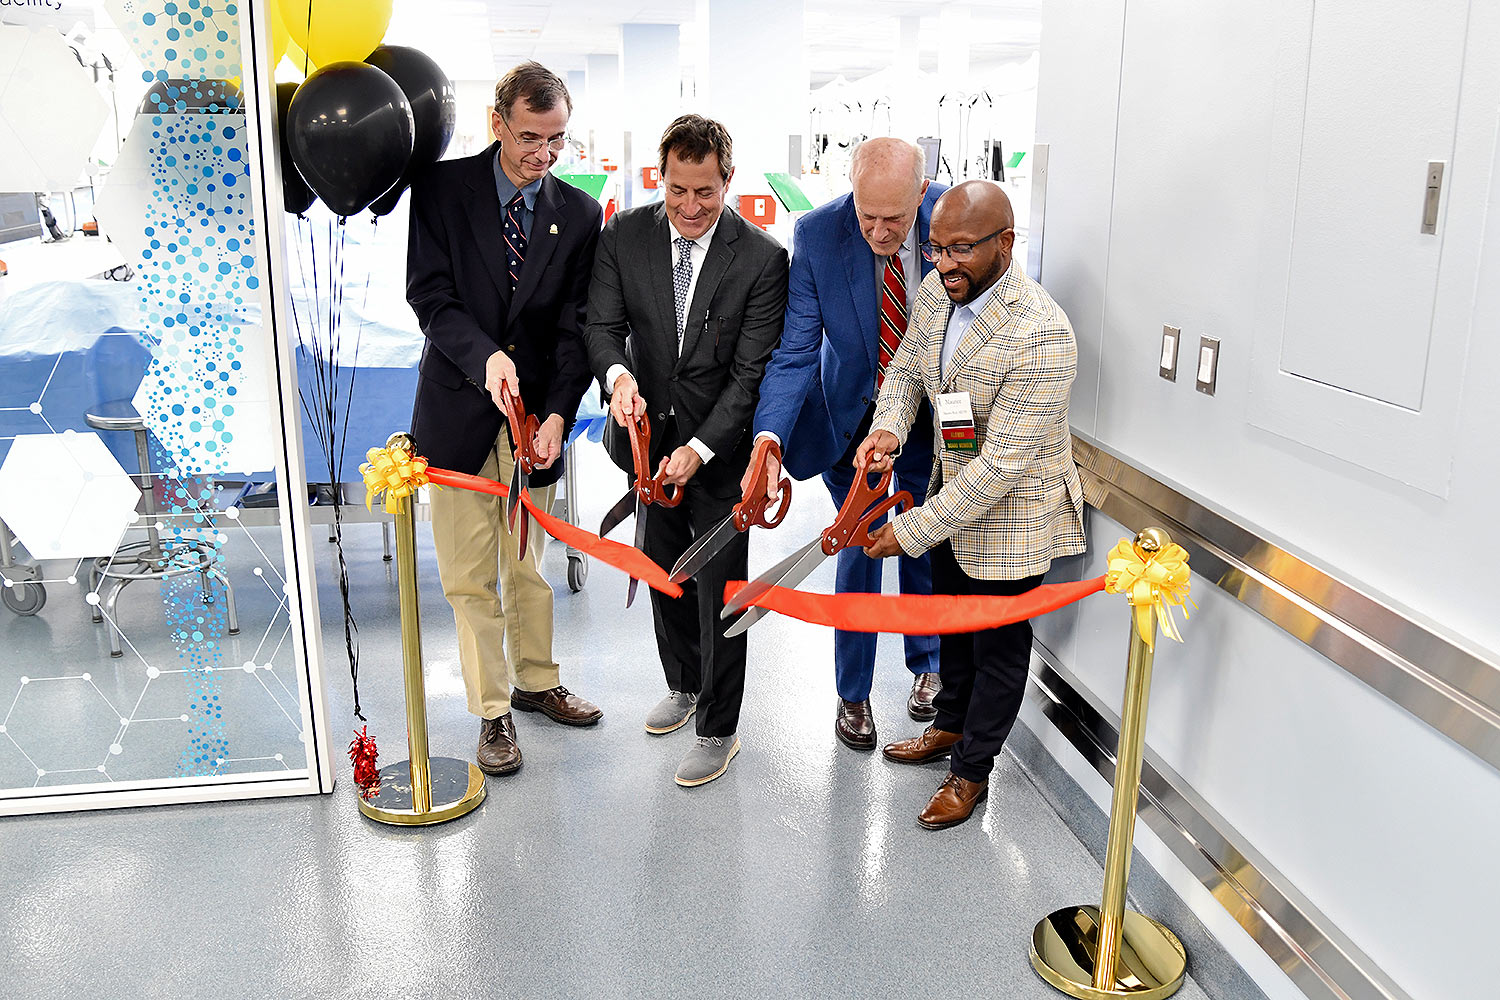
[585,114,788,787]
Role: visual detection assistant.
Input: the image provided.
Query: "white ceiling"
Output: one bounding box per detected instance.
[385,0,1040,86]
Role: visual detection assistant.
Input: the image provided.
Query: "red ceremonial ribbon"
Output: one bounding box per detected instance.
[723,576,1107,634]
[425,466,684,598]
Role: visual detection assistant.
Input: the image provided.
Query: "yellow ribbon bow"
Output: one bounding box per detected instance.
[360,445,431,514]
[1104,537,1194,648]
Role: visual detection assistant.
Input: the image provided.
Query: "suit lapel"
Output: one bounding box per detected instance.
[507,172,565,325]
[916,189,938,283]
[646,205,680,355]
[842,202,879,373]
[460,142,513,308]
[927,297,954,393]
[674,210,739,373]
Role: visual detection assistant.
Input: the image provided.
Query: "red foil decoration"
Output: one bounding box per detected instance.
[348,726,380,799]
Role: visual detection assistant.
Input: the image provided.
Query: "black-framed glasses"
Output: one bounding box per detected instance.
[498,113,569,153]
[919,227,1011,262]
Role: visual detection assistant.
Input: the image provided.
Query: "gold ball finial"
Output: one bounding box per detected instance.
[386,431,416,454]
[1135,526,1171,556]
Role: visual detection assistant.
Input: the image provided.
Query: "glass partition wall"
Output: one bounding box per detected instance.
[0,2,333,813]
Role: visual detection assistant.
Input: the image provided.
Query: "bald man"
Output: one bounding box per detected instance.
[855,181,1086,830]
[747,138,946,754]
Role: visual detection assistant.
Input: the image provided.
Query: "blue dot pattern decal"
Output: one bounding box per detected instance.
[118,1,257,778]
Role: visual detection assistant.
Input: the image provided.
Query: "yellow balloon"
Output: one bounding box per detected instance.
[279,0,393,68]
[283,38,313,79]
[267,0,290,66]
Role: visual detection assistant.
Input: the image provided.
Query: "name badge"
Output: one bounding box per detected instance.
[935,391,977,452]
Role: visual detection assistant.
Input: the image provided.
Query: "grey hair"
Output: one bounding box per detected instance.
[849,137,926,195]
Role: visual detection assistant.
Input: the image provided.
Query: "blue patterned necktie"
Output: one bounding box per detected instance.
[503,191,526,292]
[672,235,694,348]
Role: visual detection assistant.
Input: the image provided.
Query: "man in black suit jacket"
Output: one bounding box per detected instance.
[585,114,788,788]
[407,61,603,778]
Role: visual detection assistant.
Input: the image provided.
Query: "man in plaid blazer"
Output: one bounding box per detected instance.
[855,180,1086,830]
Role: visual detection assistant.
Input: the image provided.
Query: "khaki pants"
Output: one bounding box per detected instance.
[429,431,559,720]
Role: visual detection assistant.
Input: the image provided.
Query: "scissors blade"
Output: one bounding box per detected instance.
[721,536,824,620]
[505,463,523,533]
[626,499,647,608]
[722,540,828,638]
[598,489,636,538]
[668,513,738,584]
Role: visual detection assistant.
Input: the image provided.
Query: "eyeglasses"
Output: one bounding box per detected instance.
[498,114,569,153]
[919,227,1011,262]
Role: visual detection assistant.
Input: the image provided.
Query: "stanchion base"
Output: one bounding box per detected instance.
[1030,905,1187,1000]
[356,757,486,826]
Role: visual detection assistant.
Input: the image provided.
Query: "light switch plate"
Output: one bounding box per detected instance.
[1160,325,1180,381]
[1196,336,1220,395]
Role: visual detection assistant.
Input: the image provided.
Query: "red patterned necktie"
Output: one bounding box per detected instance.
[875,253,908,392]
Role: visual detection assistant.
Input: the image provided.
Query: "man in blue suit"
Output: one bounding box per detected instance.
[743,138,945,751]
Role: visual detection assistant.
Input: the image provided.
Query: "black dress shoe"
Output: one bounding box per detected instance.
[835,698,876,751]
[907,672,941,721]
[477,713,522,775]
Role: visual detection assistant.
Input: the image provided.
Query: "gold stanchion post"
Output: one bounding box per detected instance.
[1030,527,1188,999]
[358,433,486,826]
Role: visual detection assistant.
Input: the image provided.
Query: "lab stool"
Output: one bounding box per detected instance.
[84,400,239,657]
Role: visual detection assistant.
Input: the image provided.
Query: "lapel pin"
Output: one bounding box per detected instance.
[549,223,558,235]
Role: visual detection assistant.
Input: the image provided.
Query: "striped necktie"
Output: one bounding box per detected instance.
[502,191,526,292]
[875,252,908,392]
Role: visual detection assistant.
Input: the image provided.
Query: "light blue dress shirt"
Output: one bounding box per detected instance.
[940,277,1001,384]
[492,153,542,238]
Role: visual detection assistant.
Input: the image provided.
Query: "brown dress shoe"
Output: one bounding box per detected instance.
[918,772,989,830]
[882,725,962,764]
[835,698,876,751]
[907,672,942,721]
[511,685,603,726]
[477,714,522,775]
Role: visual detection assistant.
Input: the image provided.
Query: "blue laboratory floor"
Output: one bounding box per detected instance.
[0,448,1219,1000]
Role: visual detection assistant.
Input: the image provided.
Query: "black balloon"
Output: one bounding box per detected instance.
[276,83,316,215]
[364,45,456,217]
[287,62,414,219]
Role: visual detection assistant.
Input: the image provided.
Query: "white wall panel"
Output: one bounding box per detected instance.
[1034,0,1500,997]
[1032,0,1127,437]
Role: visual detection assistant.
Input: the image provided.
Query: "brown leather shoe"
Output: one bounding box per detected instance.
[907,672,941,721]
[511,685,603,726]
[477,714,522,775]
[835,698,876,751]
[882,725,962,764]
[918,772,989,830]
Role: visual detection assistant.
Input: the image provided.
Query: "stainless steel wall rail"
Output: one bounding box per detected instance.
[1071,432,1500,773]
[1024,646,1413,1000]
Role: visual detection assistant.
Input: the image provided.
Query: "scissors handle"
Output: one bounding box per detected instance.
[628,412,684,509]
[499,383,540,474]
[820,463,909,554]
[733,437,792,531]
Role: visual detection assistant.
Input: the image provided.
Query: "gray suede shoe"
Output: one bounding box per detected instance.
[674,734,740,787]
[644,691,698,734]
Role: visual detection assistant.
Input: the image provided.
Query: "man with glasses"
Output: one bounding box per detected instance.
[406,61,604,779]
[742,138,945,754]
[854,180,1087,830]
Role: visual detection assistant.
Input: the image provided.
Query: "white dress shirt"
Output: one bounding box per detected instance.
[605,214,722,464]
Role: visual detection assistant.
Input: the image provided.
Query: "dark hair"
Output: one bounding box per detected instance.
[493,61,572,118]
[658,114,733,183]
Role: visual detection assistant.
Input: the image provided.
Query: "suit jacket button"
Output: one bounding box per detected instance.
[508,344,516,351]
[862,396,870,405]
[844,431,852,439]
[657,412,667,421]
[670,375,679,382]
